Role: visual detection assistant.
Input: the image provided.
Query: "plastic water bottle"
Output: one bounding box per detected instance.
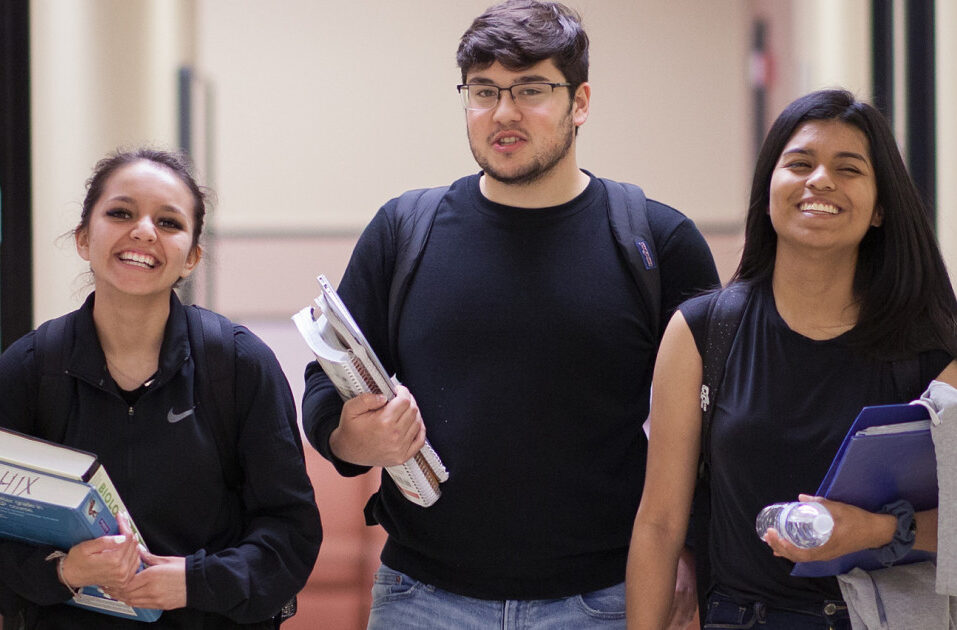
[755,502,834,548]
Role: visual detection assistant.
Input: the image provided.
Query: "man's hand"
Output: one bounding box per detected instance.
[329,385,426,466]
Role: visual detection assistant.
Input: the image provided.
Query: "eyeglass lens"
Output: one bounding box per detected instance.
[460,83,561,110]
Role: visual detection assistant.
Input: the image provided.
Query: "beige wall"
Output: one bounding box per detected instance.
[33,0,934,324]
[787,0,872,97]
[192,0,756,314]
[30,0,758,321]
[30,0,193,322]
[193,0,753,237]
[752,0,870,115]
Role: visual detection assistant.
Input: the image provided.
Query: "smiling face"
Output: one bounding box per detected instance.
[768,119,881,257]
[463,59,589,187]
[75,160,201,301]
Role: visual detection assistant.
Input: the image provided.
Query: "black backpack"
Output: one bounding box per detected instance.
[3,305,296,629]
[385,179,663,363]
[360,179,665,526]
[691,283,752,625]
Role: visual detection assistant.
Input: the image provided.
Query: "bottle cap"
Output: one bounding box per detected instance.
[813,512,835,534]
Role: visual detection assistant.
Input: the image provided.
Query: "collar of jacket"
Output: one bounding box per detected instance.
[67,291,192,393]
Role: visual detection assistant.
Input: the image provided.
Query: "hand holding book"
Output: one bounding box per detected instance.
[293,275,449,507]
[106,550,188,612]
[332,384,427,468]
[58,511,141,592]
[0,427,162,621]
[789,402,938,577]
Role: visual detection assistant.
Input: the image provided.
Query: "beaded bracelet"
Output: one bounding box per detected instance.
[876,499,917,567]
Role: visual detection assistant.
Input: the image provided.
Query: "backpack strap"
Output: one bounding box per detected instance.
[387,186,449,365]
[34,313,77,443]
[185,306,240,491]
[183,306,298,626]
[357,186,447,526]
[691,283,751,622]
[698,283,751,476]
[600,179,662,339]
[386,181,661,350]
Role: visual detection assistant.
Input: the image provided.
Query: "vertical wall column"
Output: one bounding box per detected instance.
[789,0,872,96]
[937,0,957,276]
[906,0,936,218]
[871,0,894,119]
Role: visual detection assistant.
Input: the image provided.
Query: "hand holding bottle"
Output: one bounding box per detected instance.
[756,501,834,548]
[760,494,902,564]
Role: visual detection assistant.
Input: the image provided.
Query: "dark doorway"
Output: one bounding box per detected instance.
[0,0,33,350]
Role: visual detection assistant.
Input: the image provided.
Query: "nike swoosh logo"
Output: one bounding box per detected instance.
[167,408,195,423]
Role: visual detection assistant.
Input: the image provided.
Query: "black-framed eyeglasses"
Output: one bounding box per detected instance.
[456,82,572,111]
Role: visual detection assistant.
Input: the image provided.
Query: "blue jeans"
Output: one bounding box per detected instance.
[704,590,851,630]
[366,564,625,630]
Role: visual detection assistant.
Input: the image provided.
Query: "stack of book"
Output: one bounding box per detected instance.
[0,427,161,621]
[292,274,449,507]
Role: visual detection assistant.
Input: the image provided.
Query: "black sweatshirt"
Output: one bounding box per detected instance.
[303,173,718,599]
[0,293,322,628]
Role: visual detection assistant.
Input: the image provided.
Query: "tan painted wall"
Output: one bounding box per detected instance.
[30,0,193,322]
[30,0,891,324]
[192,0,753,236]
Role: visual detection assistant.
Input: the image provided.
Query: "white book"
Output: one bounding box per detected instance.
[292,275,449,507]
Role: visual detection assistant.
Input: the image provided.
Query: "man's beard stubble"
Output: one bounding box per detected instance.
[469,110,576,187]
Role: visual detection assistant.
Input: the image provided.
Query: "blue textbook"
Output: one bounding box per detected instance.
[0,429,161,622]
[791,402,937,577]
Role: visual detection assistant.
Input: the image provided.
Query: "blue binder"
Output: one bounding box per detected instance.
[791,402,937,577]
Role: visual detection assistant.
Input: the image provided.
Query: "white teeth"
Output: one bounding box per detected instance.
[119,252,157,268]
[800,202,839,214]
[498,137,519,145]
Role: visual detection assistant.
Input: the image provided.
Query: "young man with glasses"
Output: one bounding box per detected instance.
[302,1,718,627]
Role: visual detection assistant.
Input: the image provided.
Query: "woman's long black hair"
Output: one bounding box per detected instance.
[733,89,957,359]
